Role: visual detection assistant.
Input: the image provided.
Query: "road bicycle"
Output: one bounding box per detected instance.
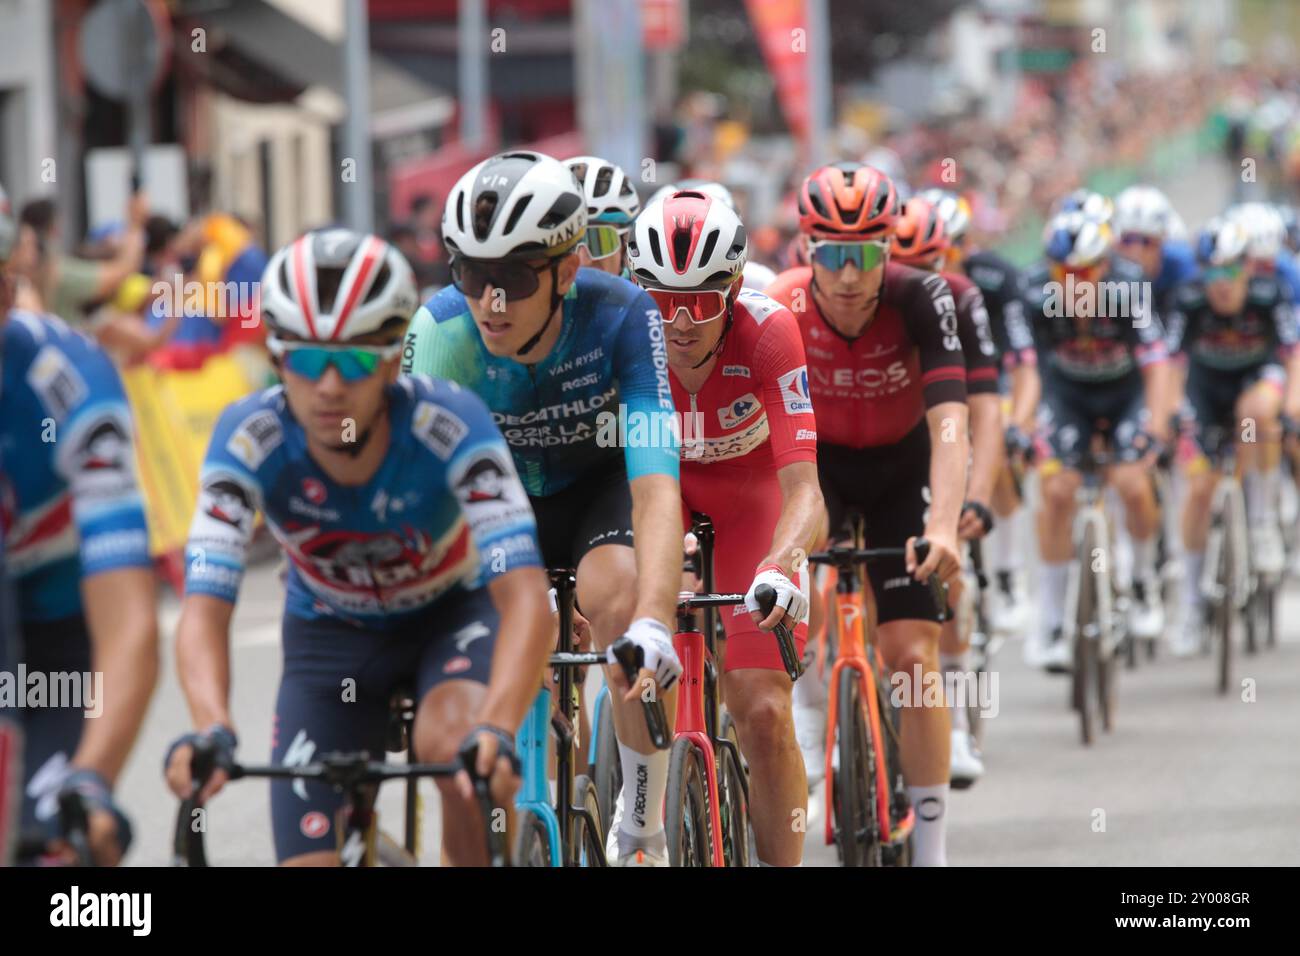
[809,518,947,868]
[513,568,665,867]
[1198,427,1255,696]
[173,740,509,867]
[662,512,800,867]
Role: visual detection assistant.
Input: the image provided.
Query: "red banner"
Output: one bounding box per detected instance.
[643,0,685,51]
[744,0,809,144]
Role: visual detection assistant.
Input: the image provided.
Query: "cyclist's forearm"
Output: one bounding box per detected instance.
[1009,365,1040,431]
[479,569,552,731]
[926,402,969,536]
[629,472,683,628]
[1284,354,1300,417]
[76,568,159,783]
[967,393,1004,505]
[761,462,823,576]
[175,594,236,732]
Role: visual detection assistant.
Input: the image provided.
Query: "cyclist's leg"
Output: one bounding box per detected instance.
[412,585,499,867]
[861,423,950,865]
[1110,381,1165,636]
[710,466,808,866]
[271,613,402,866]
[1033,376,1088,663]
[16,616,90,838]
[1237,365,1286,570]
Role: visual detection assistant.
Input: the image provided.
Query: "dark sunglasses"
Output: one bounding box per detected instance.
[1120,233,1160,248]
[451,256,553,302]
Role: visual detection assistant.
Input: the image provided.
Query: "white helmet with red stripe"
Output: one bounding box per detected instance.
[628,190,747,291]
[260,228,418,342]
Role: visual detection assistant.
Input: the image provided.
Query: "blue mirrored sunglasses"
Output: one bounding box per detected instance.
[268,339,402,382]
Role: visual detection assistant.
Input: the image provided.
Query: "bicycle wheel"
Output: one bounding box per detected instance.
[1072,521,1099,746]
[833,667,881,867]
[1213,485,1240,697]
[514,809,553,868]
[591,694,621,844]
[567,775,605,867]
[872,650,912,867]
[664,738,712,867]
[716,716,751,868]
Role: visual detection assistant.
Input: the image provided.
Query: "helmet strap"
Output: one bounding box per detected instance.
[516,260,564,359]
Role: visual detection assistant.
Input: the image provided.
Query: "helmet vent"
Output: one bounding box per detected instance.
[593,166,613,198]
[316,266,346,313]
[726,225,747,260]
[473,193,500,241]
[455,191,467,234]
[279,257,294,303]
[362,262,391,305]
[671,223,695,270]
[647,228,664,267]
[538,192,582,229]
[698,229,720,265]
[570,162,590,183]
[502,193,533,236]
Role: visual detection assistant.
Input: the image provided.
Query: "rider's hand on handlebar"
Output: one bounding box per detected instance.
[609,617,681,703]
[745,564,807,630]
[908,531,961,586]
[455,724,522,807]
[958,500,995,541]
[53,769,133,866]
[164,724,237,804]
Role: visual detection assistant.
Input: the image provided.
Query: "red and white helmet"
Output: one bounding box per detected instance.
[627,190,747,290]
[260,228,418,342]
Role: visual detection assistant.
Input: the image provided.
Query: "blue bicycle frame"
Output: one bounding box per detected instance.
[515,685,563,867]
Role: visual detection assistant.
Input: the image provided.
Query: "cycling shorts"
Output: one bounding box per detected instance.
[681,462,809,672]
[816,423,944,625]
[1036,371,1150,470]
[270,585,496,862]
[529,462,634,570]
[1183,360,1284,457]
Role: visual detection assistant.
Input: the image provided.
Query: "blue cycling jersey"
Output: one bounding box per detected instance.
[1155,240,1199,299]
[0,311,151,622]
[184,374,542,624]
[403,268,679,497]
[1274,252,1300,305]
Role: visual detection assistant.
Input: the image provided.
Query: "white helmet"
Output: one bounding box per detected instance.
[260,228,418,342]
[649,179,736,211]
[628,190,747,290]
[442,150,586,261]
[1195,217,1250,267]
[1228,202,1285,261]
[1043,210,1113,267]
[1051,189,1114,225]
[565,156,641,226]
[916,188,972,243]
[0,180,15,262]
[1113,185,1175,240]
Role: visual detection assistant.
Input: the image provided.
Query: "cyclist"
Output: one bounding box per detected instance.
[403,151,684,866]
[1230,202,1300,302]
[650,179,778,290]
[1019,209,1172,669]
[1052,188,1115,224]
[0,177,158,866]
[1113,186,1198,313]
[1166,218,1300,655]
[628,189,824,866]
[565,156,641,277]
[891,195,1000,787]
[920,187,1037,637]
[164,228,553,866]
[768,162,969,866]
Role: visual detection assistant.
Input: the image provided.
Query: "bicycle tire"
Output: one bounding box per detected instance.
[513,809,553,868]
[1073,519,1099,746]
[665,738,712,867]
[833,667,881,867]
[568,775,605,867]
[591,695,621,845]
[872,648,913,867]
[716,718,751,867]
[1214,483,1240,697]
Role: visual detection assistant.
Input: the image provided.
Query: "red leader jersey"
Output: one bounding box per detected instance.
[765,263,968,448]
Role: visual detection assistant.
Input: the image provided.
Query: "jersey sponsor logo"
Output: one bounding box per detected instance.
[681,414,769,464]
[443,656,472,675]
[560,371,601,391]
[795,428,817,441]
[722,365,751,377]
[81,528,149,566]
[412,401,470,461]
[61,412,139,503]
[718,393,761,430]
[27,344,88,421]
[737,289,784,324]
[453,620,490,652]
[809,361,910,392]
[805,347,835,360]
[302,478,327,505]
[288,496,341,522]
[451,446,535,538]
[776,366,813,414]
[198,475,257,537]
[226,409,283,471]
[549,347,605,377]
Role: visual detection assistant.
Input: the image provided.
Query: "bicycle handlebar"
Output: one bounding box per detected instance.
[608,637,671,750]
[806,538,949,621]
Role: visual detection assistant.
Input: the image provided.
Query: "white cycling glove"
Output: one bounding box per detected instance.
[618,617,682,691]
[745,564,808,625]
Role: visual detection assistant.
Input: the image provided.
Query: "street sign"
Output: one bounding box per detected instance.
[78,0,171,101]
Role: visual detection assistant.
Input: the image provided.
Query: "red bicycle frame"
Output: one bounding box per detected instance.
[671,615,727,866]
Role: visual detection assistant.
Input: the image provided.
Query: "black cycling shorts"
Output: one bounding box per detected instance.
[817,422,945,625]
[270,586,496,862]
[529,462,635,569]
[1036,371,1150,468]
[10,615,91,833]
[1183,360,1284,456]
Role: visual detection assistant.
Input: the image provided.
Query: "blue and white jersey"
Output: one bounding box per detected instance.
[183,375,542,625]
[0,311,151,622]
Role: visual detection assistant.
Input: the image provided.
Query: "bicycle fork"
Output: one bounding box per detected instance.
[673,627,726,867]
